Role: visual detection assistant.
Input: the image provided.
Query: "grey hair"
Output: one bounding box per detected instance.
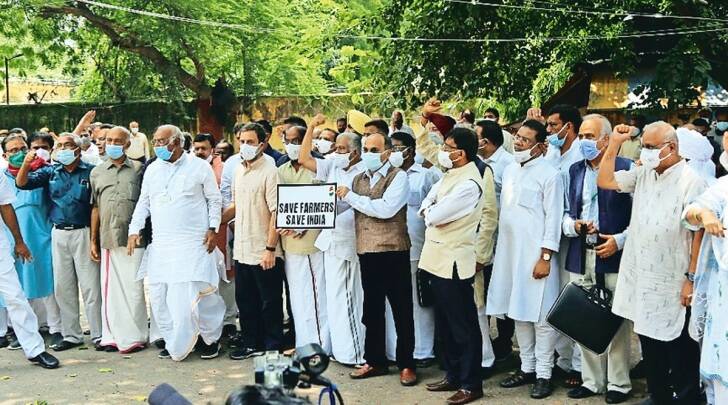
[112,126,132,143]
[58,132,83,147]
[363,132,392,150]
[156,124,184,144]
[582,114,612,138]
[645,121,678,144]
[336,132,361,152]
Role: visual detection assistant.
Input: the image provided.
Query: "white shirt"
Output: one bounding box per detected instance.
[419,177,481,228]
[545,139,583,207]
[221,152,275,208]
[486,157,564,322]
[129,153,222,285]
[343,162,408,220]
[313,158,366,260]
[0,174,16,252]
[611,161,707,341]
[483,146,515,207]
[404,163,441,260]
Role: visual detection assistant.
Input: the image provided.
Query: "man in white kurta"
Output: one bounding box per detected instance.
[128,125,225,362]
[486,120,563,399]
[598,122,706,405]
[298,116,366,365]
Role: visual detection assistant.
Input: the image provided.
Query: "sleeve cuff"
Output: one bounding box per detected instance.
[562,215,578,237]
[614,233,627,250]
[541,240,560,253]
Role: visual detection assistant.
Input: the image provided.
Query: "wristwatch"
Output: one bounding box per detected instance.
[265,246,276,252]
[684,272,695,283]
[542,252,552,262]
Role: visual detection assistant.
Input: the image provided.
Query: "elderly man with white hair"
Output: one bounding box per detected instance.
[598,121,706,405]
[127,125,225,361]
[562,114,633,404]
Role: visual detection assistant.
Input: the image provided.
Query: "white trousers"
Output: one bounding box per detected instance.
[570,253,631,394]
[323,251,365,365]
[477,306,496,367]
[385,260,435,361]
[219,278,237,326]
[556,251,581,372]
[100,248,149,352]
[0,254,44,358]
[148,281,225,361]
[285,251,330,352]
[709,379,728,405]
[51,228,101,343]
[515,319,558,379]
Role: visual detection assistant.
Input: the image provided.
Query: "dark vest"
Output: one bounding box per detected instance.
[565,157,632,274]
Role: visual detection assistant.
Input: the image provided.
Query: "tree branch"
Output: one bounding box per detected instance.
[41,3,205,94]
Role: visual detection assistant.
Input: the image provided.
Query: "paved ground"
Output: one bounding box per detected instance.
[0,336,648,405]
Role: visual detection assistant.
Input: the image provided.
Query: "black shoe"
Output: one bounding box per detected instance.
[630,360,646,379]
[94,341,107,351]
[228,333,244,349]
[29,352,60,369]
[230,347,263,360]
[199,341,220,360]
[605,390,629,404]
[568,386,598,399]
[52,340,83,352]
[500,370,536,388]
[222,324,238,339]
[49,333,63,348]
[0,335,8,349]
[158,349,171,359]
[481,366,495,380]
[415,358,436,368]
[105,345,119,353]
[83,330,90,335]
[153,339,166,350]
[8,339,22,350]
[530,378,553,399]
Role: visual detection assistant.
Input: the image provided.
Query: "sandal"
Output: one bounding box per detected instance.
[563,370,583,388]
[499,370,536,388]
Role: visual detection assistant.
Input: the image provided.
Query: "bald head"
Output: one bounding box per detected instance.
[108,126,131,143]
[643,121,678,148]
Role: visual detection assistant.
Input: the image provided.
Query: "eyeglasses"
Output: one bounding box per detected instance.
[441,144,460,153]
[392,146,409,153]
[152,137,173,147]
[5,146,27,154]
[514,134,537,144]
[641,141,669,150]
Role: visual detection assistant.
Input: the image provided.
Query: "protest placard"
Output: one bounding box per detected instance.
[276,183,337,229]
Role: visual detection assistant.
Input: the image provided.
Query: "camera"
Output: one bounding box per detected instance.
[254,343,332,390]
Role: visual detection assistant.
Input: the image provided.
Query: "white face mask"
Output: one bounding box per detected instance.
[331,152,351,169]
[483,117,497,122]
[639,145,670,170]
[438,150,454,169]
[315,139,333,154]
[285,143,301,161]
[414,152,425,165]
[239,143,260,161]
[388,151,405,168]
[35,148,51,162]
[721,151,728,171]
[513,145,537,163]
[205,154,213,163]
[130,127,139,134]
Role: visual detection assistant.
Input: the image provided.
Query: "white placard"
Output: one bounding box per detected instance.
[276,183,337,229]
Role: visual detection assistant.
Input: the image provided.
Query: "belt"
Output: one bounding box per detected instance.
[54,224,87,230]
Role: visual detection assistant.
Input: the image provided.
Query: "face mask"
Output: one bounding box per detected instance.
[106,144,125,160]
[205,154,213,163]
[362,152,383,172]
[285,143,301,161]
[56,149,78,166]
[547,124,568,148]
[716,121,728,133]
[414,152,425,165]
[331,152,351,169]
[35,149,50,162]
[239,143,260,161]
[154,145,173,161]
[130,127,139,135]
[316,139,333,154]
[438,150,454,169]
[484,117,497,122]
[639,145,670,170]
[513,145,537,163]
[8,151,26,167]
[579,139,602,161]
[389,151,405,168]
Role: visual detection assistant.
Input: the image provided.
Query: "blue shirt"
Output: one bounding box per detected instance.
[19,161,95,226]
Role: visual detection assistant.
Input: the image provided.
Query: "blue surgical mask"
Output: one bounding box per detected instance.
[579,139,601,161]
[362,152,383,172]
[56,149,78,166]
[154,145,173,161]
[716,121,728,133]
[547,124,568,148]
[106,144,125,160]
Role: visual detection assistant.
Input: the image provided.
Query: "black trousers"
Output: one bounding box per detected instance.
[235,259,284,350]
[431,266,483,392]
[359,250,415,370]
[483,264,514,353]
[638,312,701,405]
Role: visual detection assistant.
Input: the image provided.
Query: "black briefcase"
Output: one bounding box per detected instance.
[416,268,435,307]
[546,226,624,355]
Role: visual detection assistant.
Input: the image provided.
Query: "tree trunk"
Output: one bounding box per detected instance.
[196,96,224,143]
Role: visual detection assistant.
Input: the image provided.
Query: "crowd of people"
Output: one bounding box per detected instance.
[0,100,726,405]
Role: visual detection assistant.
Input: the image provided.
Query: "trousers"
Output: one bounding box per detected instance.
[515,319,558,379]
[359,251,414,370]
[0,254,45,358]
[235,259,284,350]
[51,227,101,343]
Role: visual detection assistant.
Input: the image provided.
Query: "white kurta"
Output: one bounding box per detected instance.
[486,157,563,323]
[612,161,706,341]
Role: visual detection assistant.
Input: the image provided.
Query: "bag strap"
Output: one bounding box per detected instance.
[596,272,606,289]
[579,222,587,275]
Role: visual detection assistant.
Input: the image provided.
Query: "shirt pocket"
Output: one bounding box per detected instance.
[517,187,539,209]
[127,180,141,202]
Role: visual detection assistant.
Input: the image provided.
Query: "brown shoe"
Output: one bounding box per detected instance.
[349,363,388,379]
[446,389,484,405]
[426,378,458,392]
[399,368,417,386]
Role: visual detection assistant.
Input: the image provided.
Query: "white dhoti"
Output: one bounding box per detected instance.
[323,250,365,365]
[385,260,435,361]
[148,281,224,361]
[100,248,149,352]
[285,252,330,353]
[0,254,45,359]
